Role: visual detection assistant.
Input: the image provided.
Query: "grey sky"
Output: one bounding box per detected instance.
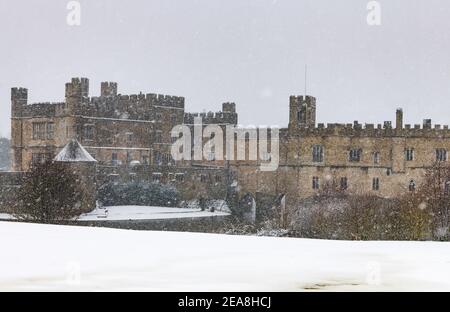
[1,0,450,136]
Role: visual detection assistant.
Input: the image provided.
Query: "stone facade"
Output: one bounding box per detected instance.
[10,78,236,205]
[228,95,450,210]
[10,78,450,213]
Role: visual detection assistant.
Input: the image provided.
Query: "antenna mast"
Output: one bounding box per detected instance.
[304,64,308,97]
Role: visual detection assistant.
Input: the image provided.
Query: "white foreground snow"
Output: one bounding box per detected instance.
[78,205,229,221]
[0,221,449,291]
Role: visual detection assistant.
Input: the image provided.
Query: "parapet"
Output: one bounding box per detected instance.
[65,77,90,99]
[145,93,185,108]
[11,87,28,102]
[101,82,118,97]
[184,109,238,125]
[222,102,236,113]
[289,121,450,138]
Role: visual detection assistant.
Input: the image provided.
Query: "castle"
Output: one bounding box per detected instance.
[10,77,450,213]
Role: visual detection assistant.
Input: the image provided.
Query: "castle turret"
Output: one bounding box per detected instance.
[11,87,28,117]
[423,119,432,129]
[54,139,97,212]
[222,102,236,113]
[65,77,89,113]
[100,82,118,97]
[11,88,28,171]
[289,95,316,129]
[396,108,403,130]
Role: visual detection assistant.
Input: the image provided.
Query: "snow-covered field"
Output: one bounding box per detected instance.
[1,221,449,292]
[78,205,229,221]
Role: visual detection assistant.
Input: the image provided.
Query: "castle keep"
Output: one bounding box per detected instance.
[10,78,450,212]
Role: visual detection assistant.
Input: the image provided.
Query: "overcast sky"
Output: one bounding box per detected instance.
[1,0,450,136]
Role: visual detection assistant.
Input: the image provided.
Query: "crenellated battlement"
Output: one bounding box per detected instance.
[11,78,187,120]
[184,103,238,125]
[289,120,450,138]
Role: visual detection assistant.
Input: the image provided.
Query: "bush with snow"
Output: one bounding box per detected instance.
[98,181,179,207]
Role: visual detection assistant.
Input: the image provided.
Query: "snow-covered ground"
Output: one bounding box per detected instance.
[78,205,229,221]
[1,222,449,291]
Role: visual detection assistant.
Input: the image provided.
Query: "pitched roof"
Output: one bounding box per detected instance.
[54,139,97,163]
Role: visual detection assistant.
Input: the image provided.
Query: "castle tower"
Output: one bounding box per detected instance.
[54,139,97,212]
[100,82,118,97]
[65,77,89,114]
[396,108,403,130]
[11,87,28,171]
[289,95,316,129]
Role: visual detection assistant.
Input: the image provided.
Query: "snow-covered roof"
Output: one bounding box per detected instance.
[54,139,97,163]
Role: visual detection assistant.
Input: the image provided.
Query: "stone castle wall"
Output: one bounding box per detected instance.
[10,78,450,215]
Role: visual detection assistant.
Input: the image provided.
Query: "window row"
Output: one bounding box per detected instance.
[312,145,449,163]
[32,122,54,140]
[31,153,53,165]
[151,172,222,184]
[311,176,416,192]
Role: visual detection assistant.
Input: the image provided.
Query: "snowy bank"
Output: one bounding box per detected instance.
[78,205,229,221]
[0,222,449,291]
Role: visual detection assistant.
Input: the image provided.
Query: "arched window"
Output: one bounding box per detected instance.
[409,180,416,192]
[373,152,380,164]
[445,180,450,195]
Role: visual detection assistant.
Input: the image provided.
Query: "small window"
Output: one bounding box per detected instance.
[170,114,177,123]
[154,151,162,165]
[152,173,161,183]
[312,176,320,190]
[32,122,46,140]
[83,125,94,140]
[200,174,208,183]
[340,177,348,191]
[215,175,222,183]
[409,180,416,192]
[156,113,163,121]
[405,148,414,161]
[312,145,324,163]
[31,153,52,165]
[373,152,380,164]
[372,178,380,191]
[436,149,447,162]
[112,152,119,166]
[386,168,392,176]
[126,151,132,164]
[349,148,362,162]
[163,153,174,166]
[155,131,162,143]
[127,133,134,143]
[445,180,450,195]
[176,173,185,182]
[46,123,54,140]
[142,155,149,165]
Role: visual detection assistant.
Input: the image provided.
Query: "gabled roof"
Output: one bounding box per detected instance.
[54,139,97,163]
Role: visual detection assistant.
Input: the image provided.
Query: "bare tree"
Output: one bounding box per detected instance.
[407,162,450,240]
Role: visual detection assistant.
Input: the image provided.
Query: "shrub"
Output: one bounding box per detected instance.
[97,181,179,207]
